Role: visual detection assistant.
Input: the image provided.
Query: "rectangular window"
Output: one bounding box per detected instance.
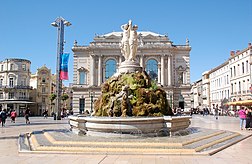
[10,64,14,70]
[79,72,86,84]
[42,97,45,103]
[21,78,26,86]
[1,65,3,71]
[0,79,3,87]
[8,92,14,99]
[242,62,244,74]
[22,64,26,71]
[79,98,85,114]
[9,77,14,87]
[246,60,249,73]
[42,87,46,93]
[0,93,3,99]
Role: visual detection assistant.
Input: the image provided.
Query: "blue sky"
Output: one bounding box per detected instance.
[0,0,252,86]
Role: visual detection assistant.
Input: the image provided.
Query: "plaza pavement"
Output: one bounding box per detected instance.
[0,115,252,164]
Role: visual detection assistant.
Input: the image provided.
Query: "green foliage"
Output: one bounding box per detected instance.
[93,71,173,117]
[150,80,158,90]
[49,93,56,102]
[61,94,69,101]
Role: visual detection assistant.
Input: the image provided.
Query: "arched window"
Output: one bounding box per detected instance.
[105,59,116,80]
[146,59,158,81]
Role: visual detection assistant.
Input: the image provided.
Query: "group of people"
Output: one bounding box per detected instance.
[0,108,31,127]
[238,107,252,130]
[0,109,17,127]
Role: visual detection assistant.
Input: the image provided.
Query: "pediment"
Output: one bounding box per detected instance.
[142,34,158,39]
[78,67,89,72]
[105,34,121,39]
[176,65,185,71]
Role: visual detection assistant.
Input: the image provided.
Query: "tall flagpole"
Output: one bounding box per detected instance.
[51,17,71,120]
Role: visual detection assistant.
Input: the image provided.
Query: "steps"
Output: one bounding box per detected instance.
[19,128,247,155]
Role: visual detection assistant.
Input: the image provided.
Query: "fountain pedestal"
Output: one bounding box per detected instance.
[69,115,191,137]
[118,60,142,73]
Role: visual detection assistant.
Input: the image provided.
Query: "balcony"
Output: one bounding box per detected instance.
[0,85,33,90]
[17,97,30,101]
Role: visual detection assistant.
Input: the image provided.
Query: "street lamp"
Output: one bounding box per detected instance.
[89,91,95,115]
[168,91,173,110]
[51,17,71,120]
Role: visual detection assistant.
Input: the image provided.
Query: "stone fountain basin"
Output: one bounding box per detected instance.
[68,115,191,137]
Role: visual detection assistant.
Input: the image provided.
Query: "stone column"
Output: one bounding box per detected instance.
[119,56,122,64]
[167,54,172,86]
[158,63,161,84]
[140,54,144,68]
[102,64,106,82]
[98,55,102,86]
[90,55,95,86]
[161,54,165,85]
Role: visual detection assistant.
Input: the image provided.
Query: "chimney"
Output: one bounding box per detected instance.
[230,51,235,56]
[236,50,240,54]
[248,43,252,49]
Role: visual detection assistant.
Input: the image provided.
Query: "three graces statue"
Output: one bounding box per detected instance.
[120,20,138,62]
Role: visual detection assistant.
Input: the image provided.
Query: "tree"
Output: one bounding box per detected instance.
[61,94,69,109]
[49,93,57,113]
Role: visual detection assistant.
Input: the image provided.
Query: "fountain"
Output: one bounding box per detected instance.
[69,20,191,137]
[18,21,245,156]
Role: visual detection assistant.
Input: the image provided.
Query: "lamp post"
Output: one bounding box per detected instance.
[51,17,71,120]
[169,91,173,110]
[89,91,95,115]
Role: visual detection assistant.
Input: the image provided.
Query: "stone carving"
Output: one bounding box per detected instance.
[93,71,173,117]
[109,85,133,117]
[120,20,138,61]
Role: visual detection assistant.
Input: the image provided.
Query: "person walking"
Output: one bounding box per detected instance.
[0,109,7,127]
[10,110,17,123]
[214,105,219,120]
[43,110,48,119]
[245,108,252,130]
[238,107,247,130]
[24,108,31,124]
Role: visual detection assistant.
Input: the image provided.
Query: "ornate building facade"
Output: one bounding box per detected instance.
[72,31,191,114]
[30,65,56,115]
[0,58,33,116]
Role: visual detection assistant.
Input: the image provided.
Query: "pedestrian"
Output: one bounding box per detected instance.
[43,110,48,119]
[24,108,31,124]
[214,105,219,120]
[245,108,252,130]
[0,109,7,127]
[238,107,247,130]
[10,110,17,123]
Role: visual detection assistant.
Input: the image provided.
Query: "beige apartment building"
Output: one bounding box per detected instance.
[0,58,33,116]
[192,43,252,112]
